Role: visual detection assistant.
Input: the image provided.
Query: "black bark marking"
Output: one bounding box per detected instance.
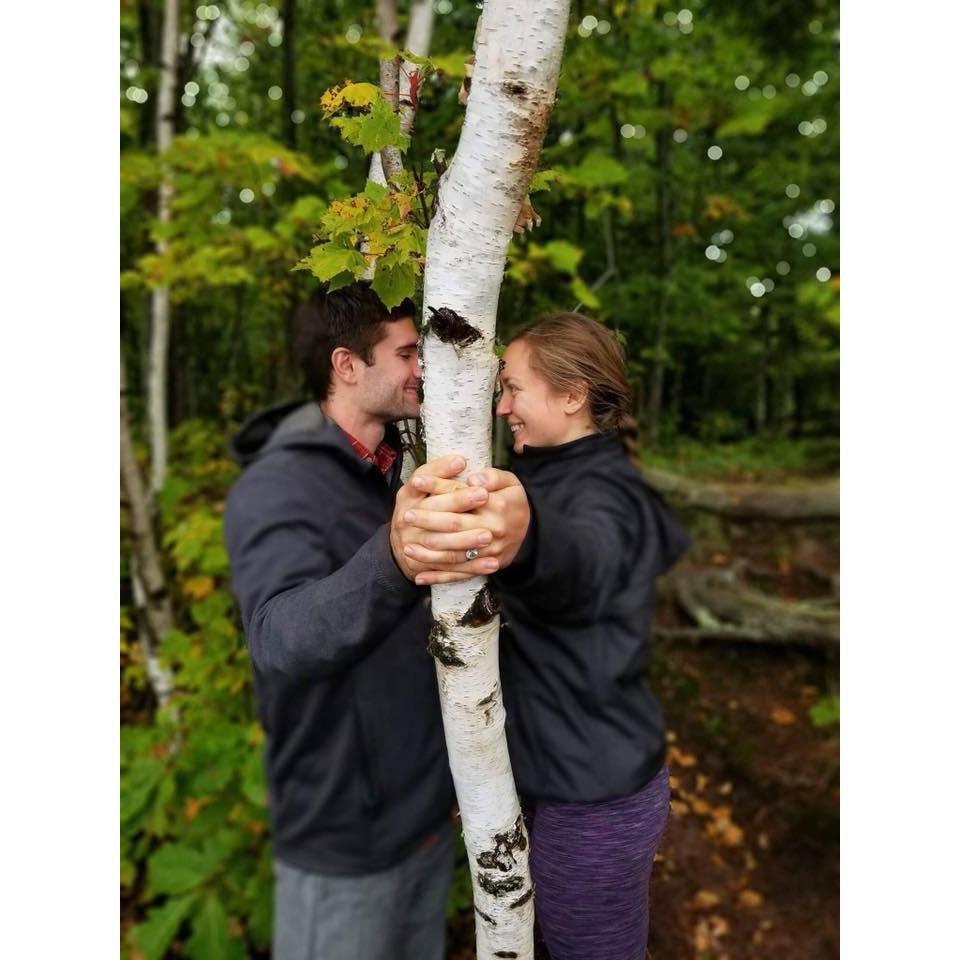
[459,584,501,627]
[427,306,482,348]
[475,907,497,926]
[502,79,531,98]
[494,953,518,958]
[509,888,533,909]
[477,683,499,708]
[477,873,524,897]
[476,815,527,872]
[426,620,464,667]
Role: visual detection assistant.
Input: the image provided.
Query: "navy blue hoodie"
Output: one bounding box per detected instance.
[494,432,689,803]
[224,402,454,875]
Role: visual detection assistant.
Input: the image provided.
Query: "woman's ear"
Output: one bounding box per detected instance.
[563,379,589,415]
[329,346,359,386]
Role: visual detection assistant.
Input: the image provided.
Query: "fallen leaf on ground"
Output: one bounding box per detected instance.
[771,706,797,725]
[739,889,764,908]
[693,889,721,909]
[668,745,698,767]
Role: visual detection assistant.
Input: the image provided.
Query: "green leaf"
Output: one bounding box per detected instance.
[571,276,600,310]
[362,179,389,203]
[302,244,366,282]
[371,264,418,309]
[121,768,162,827]
[131,893,199,960]
[529,169,560,194]
[340,82,381,108]
[333,99,411,154]
[326,270,355,293]
[542,240,584,275]
[717,102,778,138]
[809,693,840,728]
[566,152,629,189]
[200,544,230,576]
[148,843,218,897]
[609,72,649,97]
[186,894,248,960]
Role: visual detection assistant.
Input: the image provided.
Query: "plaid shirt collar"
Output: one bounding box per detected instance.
[343,430,398,476]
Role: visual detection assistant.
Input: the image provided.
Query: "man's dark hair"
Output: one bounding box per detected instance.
[294,282,417,401]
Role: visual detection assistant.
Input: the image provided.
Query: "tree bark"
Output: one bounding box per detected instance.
[646,68,672,447]
[282,0,298,149]
[147,0,179,494]
[367,0,436,478]
[120,360,176,707]
[640,466,840,521]
[420,3,570,957]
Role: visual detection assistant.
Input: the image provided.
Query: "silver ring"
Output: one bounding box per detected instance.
[465,548,480,561]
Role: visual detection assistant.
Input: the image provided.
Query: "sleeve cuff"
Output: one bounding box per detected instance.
[368,524,422,602]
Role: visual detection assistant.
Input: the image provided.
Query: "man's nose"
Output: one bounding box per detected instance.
[412,359,423,380]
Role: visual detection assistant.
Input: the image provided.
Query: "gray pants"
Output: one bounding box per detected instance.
[273,823,454,960]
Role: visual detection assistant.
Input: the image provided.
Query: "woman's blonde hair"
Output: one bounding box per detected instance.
[510,312,630,431]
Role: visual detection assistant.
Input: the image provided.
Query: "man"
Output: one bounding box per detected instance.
[224,282,527,960]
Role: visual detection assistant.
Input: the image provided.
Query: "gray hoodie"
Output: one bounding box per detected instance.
[225,402,453,874]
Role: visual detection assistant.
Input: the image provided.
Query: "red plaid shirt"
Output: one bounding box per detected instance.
[344,431,398,476]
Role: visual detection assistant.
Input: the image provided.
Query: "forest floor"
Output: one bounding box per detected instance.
[448,487,840,960]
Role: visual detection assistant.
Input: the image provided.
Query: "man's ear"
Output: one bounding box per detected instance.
[330,347,360,387]
[563,379,589,415]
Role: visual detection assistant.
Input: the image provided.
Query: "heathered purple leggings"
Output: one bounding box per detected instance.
[524,765,671,960]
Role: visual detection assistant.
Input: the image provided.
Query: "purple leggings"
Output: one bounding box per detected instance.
[524,765,671,960]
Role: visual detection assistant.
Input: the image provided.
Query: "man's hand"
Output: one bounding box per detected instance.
[390,455,497,584]
[402,467,531,586]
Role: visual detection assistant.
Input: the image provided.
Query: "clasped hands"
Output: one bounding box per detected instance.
[390,454,530,586]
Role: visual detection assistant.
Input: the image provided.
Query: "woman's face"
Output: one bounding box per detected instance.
[496,339,582,453]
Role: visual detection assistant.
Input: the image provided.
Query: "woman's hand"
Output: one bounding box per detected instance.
[404,467,531,586]
[390,455,496,583]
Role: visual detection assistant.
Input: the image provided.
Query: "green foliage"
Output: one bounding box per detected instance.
[809,693,840,728]
[322,82,412,154]
[122,423,269,960]
[297,173,428,309]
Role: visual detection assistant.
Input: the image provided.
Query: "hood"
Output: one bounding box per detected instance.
[227,399,402,472]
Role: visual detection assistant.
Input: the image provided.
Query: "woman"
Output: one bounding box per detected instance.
[488,313,689,959]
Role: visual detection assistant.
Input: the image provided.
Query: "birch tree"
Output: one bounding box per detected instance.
[419,4,570,957]
[147,0,180,493]
[304,3,570,954]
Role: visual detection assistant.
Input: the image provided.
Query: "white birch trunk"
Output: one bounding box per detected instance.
[148,0,179,493]
[121,361,176,709]
[367,0,437,479]
[420,3,570,957]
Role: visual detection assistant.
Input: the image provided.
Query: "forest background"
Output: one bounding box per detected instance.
[119,1,841,958]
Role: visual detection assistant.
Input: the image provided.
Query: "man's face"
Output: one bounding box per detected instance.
[356,317,422,422]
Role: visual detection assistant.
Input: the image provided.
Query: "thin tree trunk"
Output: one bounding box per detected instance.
[420,4,570,957]
[148,0,180,494]
[368,0,436,479]
[282,0,298,148]
[646,69,672,447]
[121,360,176,708]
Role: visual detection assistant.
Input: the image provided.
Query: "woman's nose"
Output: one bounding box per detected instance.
[495,394,509,416]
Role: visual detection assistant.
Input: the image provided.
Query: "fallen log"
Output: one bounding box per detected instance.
[640,465,839,521]
[668,564,839,647]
